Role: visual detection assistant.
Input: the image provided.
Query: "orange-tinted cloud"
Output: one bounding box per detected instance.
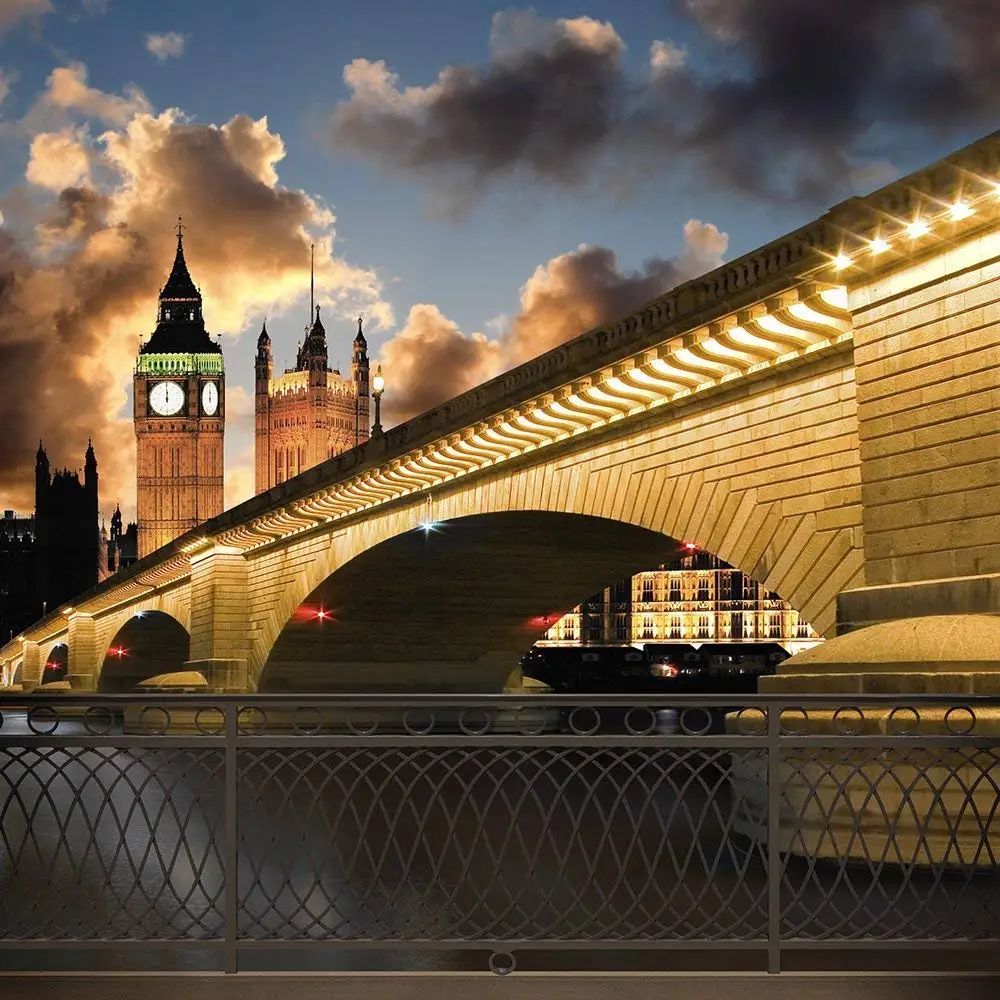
[380,219,728,424]
[0,64,391,522]
[0,0,51,36]
[380,304,502,425]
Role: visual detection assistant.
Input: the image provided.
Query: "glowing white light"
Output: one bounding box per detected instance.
[869,238,890,255]
[419,521,439,533]
[949,202,973,221]
[832,254,852,270]
[906,219,930,238]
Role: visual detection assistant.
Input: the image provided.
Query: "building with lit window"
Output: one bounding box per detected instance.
[254,250,371,495]
[536,551,821,656]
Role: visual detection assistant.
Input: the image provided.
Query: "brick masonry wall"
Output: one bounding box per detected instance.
[245,348,864,685]
[851,228,1000,586]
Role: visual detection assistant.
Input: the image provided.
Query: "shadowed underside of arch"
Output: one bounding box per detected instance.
[259,512,683,692]
[42,644,68,683]
[98,611,191,693]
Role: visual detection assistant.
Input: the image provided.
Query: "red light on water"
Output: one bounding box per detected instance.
[682,541,698,551]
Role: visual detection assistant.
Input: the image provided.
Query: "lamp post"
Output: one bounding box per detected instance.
[372,365,384,438]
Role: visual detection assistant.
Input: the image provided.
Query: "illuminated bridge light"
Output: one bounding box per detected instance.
[869,238,890,255]
[906,219,931,238]
[949,201,973,221]
[419,521,440,533]
[832,254,852,271]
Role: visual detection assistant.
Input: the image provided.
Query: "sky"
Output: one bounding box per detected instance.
[0,0,997,521]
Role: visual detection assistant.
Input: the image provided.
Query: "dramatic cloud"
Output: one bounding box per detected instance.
[0,66,392,520]
[26,128,91,191]
[43,63,150,126]
[0,0,51,36]
[331,2,1000,204]
[381,219,728,424]
[380,304,503,426]
[146,32,185,62]
[333,10,626,192]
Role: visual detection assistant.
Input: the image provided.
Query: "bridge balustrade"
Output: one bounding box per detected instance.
[0,692,997,976]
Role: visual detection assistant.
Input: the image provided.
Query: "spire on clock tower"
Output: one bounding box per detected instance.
[141,217,221,355]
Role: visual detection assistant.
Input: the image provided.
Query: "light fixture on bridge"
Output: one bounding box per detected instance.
[906,219,931,238]
[869,238,890,255]
[682,542,698,551]
[949,201,974,221]
[372,365,385,438]
[109,646,126,657]
[418,520,440,533]
[832,254,852,271]
[62,607,74,616]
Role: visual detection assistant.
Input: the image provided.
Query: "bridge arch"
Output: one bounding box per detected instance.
[41,643,68,684]
[98,611,191,693]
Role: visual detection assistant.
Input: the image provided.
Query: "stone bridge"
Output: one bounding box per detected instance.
[6,130,1000,693]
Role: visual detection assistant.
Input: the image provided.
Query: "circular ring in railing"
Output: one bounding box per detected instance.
[138,706,171,736]
[779,707,809,736]
[832,706,865,736]
[347,708,379,736]
[238,706,268,735]
[458,708,492,736]
[403,710,435,736]
[944,705,976,736]
[887,706,920,736]
[194,707,225,737]
[679,707,712,737]
[514,707,547,736]
[488,951,516,976]
[568,706,600,736]
[82,706,114,736]
[624,707,656,736]
[26,705,59,736]
[734,708,767,736]
[292,706,322,734]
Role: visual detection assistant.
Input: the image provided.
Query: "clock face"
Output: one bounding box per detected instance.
[149,381,185,416]
[201,381,219,416]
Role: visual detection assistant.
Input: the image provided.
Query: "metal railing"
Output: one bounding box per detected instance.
[0,692,998,975]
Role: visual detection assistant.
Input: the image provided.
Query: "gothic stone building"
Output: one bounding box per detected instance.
[254,309,370,494]
[134,224,225,559]
[33,441,100,619]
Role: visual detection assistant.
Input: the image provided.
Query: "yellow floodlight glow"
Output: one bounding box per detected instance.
[949,201,973,221]
[832,254,852,270]
[869,238,890,255]
[906,219,931,238]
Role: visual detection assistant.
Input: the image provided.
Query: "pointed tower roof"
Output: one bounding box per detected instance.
[354,315,367,348]
[159,218,201,302]
[310,304,326,337]
[257,318,270,346]
[36,440,46,463]
[141,217,221,355]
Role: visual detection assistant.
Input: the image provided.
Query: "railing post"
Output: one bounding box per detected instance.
[224,699,238,974]
[767,698,781,974]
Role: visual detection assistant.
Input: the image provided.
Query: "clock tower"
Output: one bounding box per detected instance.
[134,219,225,559]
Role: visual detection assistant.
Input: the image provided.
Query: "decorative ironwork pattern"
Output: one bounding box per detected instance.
[0,693,998,974]
[0,743,225,939]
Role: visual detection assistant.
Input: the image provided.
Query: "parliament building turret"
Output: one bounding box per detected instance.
[254,247,371,494]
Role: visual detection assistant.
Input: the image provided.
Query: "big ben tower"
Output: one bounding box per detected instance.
[134,219,225,558]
